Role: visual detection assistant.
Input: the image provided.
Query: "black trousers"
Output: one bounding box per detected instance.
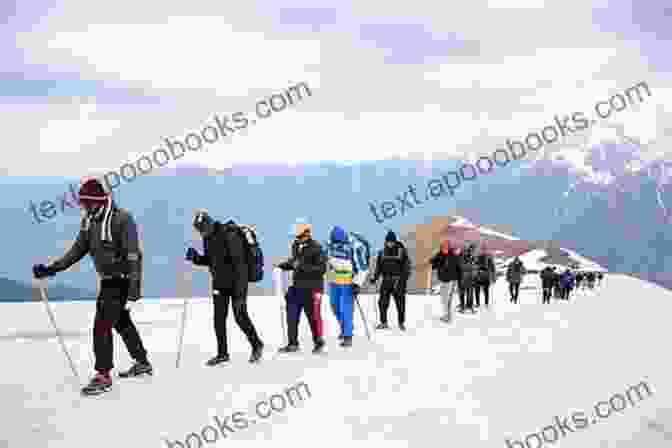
[509,282,520,302]
[378,277,406,325]
[542,286,552,303]
[474,282,490,306]
[93,278,148,373]
[213,287,263,357]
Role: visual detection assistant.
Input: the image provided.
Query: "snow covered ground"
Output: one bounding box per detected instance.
[1,274,671,447]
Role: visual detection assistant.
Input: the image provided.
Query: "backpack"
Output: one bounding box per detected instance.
[232,224,264,282]
[349,232,372,286]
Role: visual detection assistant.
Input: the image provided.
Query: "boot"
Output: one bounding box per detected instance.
[399,323,406,331]
[312,338,326,354]
[278,344,300,353]
[205,354,230,366]
[376,323,389,330]
[81,372,112,395]
[340,336,353,347]
[118,360,153,378]
[249,343,264,363]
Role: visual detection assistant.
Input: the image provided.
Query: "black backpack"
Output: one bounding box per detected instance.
[231,224,264,282]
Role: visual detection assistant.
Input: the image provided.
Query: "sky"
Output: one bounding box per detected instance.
[3,0,672,177]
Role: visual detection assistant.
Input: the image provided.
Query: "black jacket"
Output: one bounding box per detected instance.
[459,253,478,288]
[48,203,143,299]
[372,242,411,281]
[475,253,496,285]
[191,220,248,292]
[278,238,326,291]
[430,250,461,283]
[540,267,555,288]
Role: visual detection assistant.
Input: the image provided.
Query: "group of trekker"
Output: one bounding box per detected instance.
[29,178,605,396]
[539,267,604,303]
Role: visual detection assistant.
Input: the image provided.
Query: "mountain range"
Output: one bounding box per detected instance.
[2,125,669,299]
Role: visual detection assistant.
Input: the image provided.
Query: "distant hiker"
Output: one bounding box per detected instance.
[552,267,562,298]
[506,256,526,304]
[559,269,575,300]
[458,243,479,313]
[430,239,461,323]
[575,272,584,290]
[325,226,356,348]
[474,244,496,308]
[587,271,596,289]
[32,178,151,396]
[540,266,555,304]
[276,224,327,354]
[186,210,264,366]
[597,272,604,287]
[370,230,411,331]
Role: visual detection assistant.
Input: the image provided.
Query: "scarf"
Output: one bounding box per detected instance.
[84,197,113,242]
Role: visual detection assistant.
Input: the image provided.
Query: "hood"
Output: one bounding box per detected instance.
[330,226,347,243]
[385,230,397,242]
[440,240,451,254]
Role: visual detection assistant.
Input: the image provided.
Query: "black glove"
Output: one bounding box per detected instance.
[32,264,54,279]
[185,247,199,262]
[369,277,377,284]
[127,279,141,302]
[352,284,361,296]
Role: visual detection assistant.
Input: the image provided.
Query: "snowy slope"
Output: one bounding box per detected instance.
[1,275,670,447]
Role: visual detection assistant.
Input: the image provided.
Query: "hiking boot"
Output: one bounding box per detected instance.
[205,355,230,366]
[440,315,452,323]
[249,343,264,363]
[376,323,389,330]
[278,344,300,353]
[312,339,326,354]
[118,360,153,378]
[399,323,406,331]
[81,372,112,395]
[340,336,353,347]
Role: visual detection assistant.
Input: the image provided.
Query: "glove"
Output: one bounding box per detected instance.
[352,284,360,296]
[185,247,199,262]
[369,277,377,284]
[291,259,300,270]
[32,264,54,279]
[127,279,141,302]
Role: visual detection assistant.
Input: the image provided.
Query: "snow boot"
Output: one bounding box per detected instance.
[278,344,300,353]
[81,372,112,396]
[376,323,389,330]
[205,355,230,366]
[118,360,153,378]
[340,336,353,347]
[249,343,264,363]
[312,339,326,354]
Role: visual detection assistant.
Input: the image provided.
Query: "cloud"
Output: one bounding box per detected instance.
[2,0,669,177]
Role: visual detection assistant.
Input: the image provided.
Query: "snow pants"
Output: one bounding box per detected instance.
[329,283,353,337]
[440,281,458,320]
[285,286,324,347]
[378,276,406,325]
[93,277,148,373]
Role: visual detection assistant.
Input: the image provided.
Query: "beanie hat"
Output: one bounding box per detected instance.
[440,240,450,254]
[193,209,214,233]
[385,230,397,242]
[79,178,108,202]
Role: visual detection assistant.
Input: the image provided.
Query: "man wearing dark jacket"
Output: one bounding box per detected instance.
[506,256,526,304]
[540,266,554,304]
[430,240,461,323]
[276,224,327,354]
[458,244,478,313]
[474,246,496,308]
[370,231,411,331]
[186,210,264,366]
[32,178,151,395]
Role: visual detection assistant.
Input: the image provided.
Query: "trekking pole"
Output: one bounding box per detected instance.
[354,295,372,342]
[38,281,80,383]
[175,297,188,368]
[273,267,287,342]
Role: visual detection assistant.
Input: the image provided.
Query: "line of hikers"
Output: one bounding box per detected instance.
[539,266,604,303]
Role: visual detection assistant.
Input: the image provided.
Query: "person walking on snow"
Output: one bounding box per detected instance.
[276,224,328,354]
[32,178,151,396]
[458,243,479,313]
[370,231,411,331]
[506,256,526,304]
[186,210,264,366]
[430,239,461,323]
[540,266,554,304]
[474,244,496,308]
[325,226,357,347]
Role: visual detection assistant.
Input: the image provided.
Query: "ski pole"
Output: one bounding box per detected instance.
[273,268,287,342]
[354,295,372,342]
[39,281,80,383]
[175,297,188,368]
